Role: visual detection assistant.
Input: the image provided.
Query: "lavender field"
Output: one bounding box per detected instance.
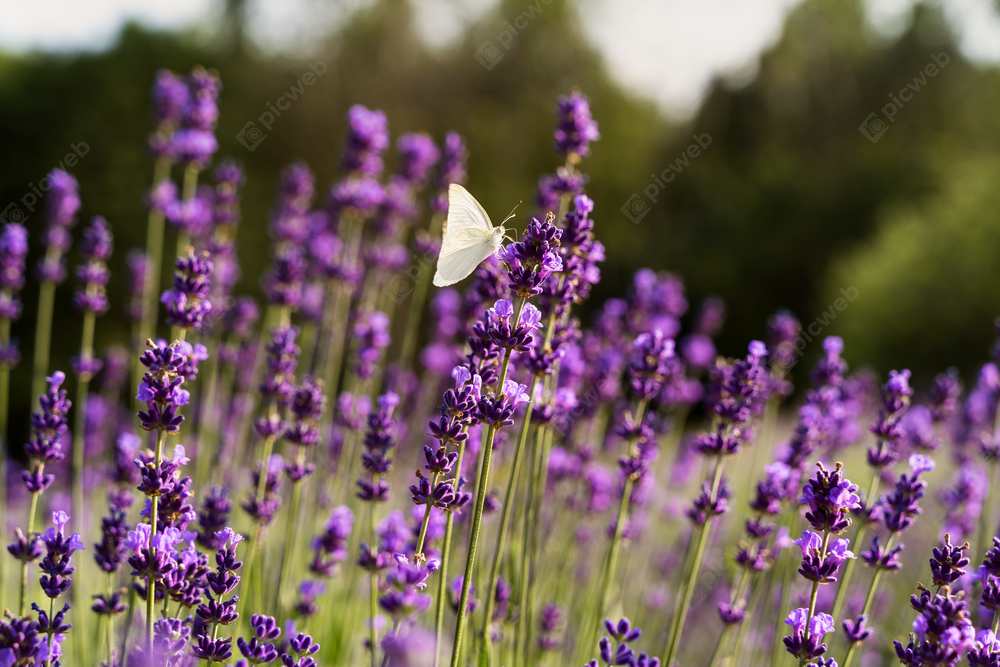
[2,55,1000,667]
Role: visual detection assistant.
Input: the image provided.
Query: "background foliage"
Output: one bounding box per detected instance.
[2,0,999,422]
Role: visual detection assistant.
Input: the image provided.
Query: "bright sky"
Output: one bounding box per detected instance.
[1,0,999,119]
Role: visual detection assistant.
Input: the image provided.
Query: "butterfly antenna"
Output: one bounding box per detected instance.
[502,200,522,225]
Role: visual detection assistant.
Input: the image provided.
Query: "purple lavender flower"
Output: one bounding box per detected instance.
[357,393,399,502]
[196,486,232,551]
[242,455,285,526]
[37,169,80,284]
[969,629,1000,667]
[263,247,306,309]
[397,133,440,186]
[868,369,913,468]
[38,511,83,599]
[294,580,326,618]
[309,505,353,577]
[353,312,391,379]
[136,341,190,433]
[783,608,835,661]
[590,618,659,667]
[431,131,468,213]
[928,368,963,424]
[799,462,861,535]
[539,603,563,650]
[328,176,386,218]
[93,505,130,574]
[270,162,315,245]
[794,530,855,583]
[172,66,220,165]
[342,105,389,176]
[73,215,113,316]
[281,631,320,666]
[553,90,600,158]
[894,581,975,666]
[498,214,563,298]
[930,534,970,588]
[0,223,28,364]
[162,249,214,331]
[878,453,934,533]
[237,614,280,665]
[380,627,435,667]
[152,69,188,128]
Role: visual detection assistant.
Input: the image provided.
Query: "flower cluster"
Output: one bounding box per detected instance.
[586,618,660,667]
[162,249,214,332]
[38,169,80,284]
[357,392,400,503]
[171,66,220,165]
[0,222,28,366]
[74,215,114,315]
[498,214,563,298]
[783,608,836,662]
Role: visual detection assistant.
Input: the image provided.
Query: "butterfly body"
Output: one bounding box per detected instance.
[433,184,509,287]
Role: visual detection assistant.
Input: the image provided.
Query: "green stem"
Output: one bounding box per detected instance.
[31,279,57,410]
[731,570,768,666]
[135,157,172,414]
[277,473,304,614]
[799,531,831,667]
[147,428,166,652]
[175,164,200,259]
[106,574,115,666]
[665,454,725,666]
[832,467,881,621]
[517,425,542,667]
[414,472,441,561]
[449,297,526,667]
[70,308,96,666]
[72,310,96,538]
[435,510,455,667]
[709,626,733,667]
[119,586,136,665]
[842,533,894,667]
[0,315,10,597]
[369,488,379,667]
[771,522,798,667]
[479,393,537,665]
[44,597,54,666]
[979,460,1000,559]
[195,335,222,490]
[19,489,40,615]
[830,523,867,622]
[398,213,443,371]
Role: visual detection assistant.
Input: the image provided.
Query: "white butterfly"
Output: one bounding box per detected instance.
[433,184,513,287]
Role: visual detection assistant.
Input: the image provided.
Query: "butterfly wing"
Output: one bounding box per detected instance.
[433,238,500,287]
[434,185,500,286]
[441,184,493,246]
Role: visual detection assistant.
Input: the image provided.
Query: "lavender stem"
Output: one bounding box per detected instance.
[449,296,526,667]
[665,452,725,666]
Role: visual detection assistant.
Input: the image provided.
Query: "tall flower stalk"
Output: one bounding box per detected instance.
[664,341,769,665]
[31,170,80,407]
[137,70,186,396]
[9,371,71,615]
[0,222,28,592]
[70,217,113,535]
